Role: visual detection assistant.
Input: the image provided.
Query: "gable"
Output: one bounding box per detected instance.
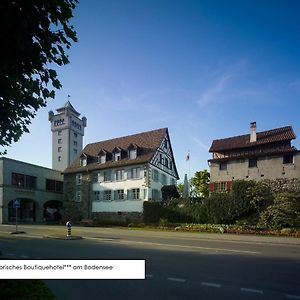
[150,131,179,179]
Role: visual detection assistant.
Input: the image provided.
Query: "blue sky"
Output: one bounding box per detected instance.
[4,0,300,181]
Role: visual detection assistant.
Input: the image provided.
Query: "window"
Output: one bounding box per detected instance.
[74,132,77,138]
[58,130,62,136]
[114,152,121,161]
[215,182,226,192]
[152,189,160,201]
[94,191,100,201]
[103,190,111,201]
[115,189,124,200]
[76,173,82,185]
[74,149,77,155]
[103,170,112,182]
[58,139,62,144]
[46,179,63,192]
[116,169,124,181]
[12,173,36,189]
[80,157,87,166]
[132,188,140,200]
[74,141,78,147]
[152,169,159,182]
[100,155,106,164]
[161,174,167,185]
[58,156,61,162]
[75,191,81,202]
[283,154,293,164]
[131,167,140,179]
[58,147,62,152]
[129,149,137,159]
[249,158,257,168]
[219,162,227,171]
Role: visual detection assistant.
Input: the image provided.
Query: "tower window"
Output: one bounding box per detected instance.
[58,156,61,162]
[58,147,62,152]
[74,141,77,147]
[74,132,77,138]
[219,162,227,170]
[58,130,62,136]
[58,139,62,144]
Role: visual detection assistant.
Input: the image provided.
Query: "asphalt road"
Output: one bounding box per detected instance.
[0,224,299,300]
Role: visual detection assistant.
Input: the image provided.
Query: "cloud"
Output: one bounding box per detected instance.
[197,73,233,108]
[191,136,209,151]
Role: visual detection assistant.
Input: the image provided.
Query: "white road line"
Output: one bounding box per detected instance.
[167,277,186,283]
[93,239,260,255]
[201,282,221,288]
[146,274,153,278]
[286,294,300,299]
[240,287,264,294]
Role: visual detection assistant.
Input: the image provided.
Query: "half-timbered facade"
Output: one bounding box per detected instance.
[63,128,179,221]
[208,122,300,192]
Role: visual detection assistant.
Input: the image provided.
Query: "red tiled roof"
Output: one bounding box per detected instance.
[63,128,167,174]
[209,126,296,152]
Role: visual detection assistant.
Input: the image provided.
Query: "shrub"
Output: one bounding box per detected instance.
[258,192,300,229]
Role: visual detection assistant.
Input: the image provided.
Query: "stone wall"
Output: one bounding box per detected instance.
[92,211,143,224]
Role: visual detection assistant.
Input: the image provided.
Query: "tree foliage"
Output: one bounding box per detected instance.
[0,0,78,153]
[190,169,210,198]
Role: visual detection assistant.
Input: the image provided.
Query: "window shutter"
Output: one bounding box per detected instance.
[127,169,131,179]
[127,189,131,200]
[114,190,117,200]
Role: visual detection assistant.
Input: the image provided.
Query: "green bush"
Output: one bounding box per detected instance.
[258,192,300,229]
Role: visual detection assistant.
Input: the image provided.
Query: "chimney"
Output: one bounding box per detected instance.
[250,122,257,142]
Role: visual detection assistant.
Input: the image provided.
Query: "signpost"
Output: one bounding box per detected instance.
[13,199,20,233]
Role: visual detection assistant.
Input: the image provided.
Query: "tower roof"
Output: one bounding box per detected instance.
[56,101,80,116]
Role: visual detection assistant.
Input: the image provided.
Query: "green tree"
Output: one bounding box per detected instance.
[176,182,184,198]
[0,0,78,154]
[191,169,210,198]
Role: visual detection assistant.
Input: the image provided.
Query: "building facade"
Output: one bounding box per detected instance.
[63,128,179,221]
[208,123,300,192]
[0,157,63,224]
[49,101,87,171]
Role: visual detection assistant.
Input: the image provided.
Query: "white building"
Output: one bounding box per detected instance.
[49,101,87,171]
[63,128,179,221]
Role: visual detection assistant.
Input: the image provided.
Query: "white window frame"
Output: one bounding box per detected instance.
[131,167,140,179]
[132,188,140,200]
[129,149,137,159]
[116,169,124,181]
[115,189,125,200]
[94,191,100,201]
[75,190,81,202]
[76,173,82,185]
[80,157,87,167]
[103,190,112,201]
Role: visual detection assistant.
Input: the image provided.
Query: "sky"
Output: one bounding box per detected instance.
[3,0,300,182]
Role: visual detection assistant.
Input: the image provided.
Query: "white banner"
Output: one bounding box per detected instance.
[0,260,145,279]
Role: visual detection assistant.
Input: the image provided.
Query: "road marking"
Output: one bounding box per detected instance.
[240,288,264,294]
[92,239,260,255]
[146,274,153,278]
[201,282,221,288]
[167,277,186,283]
[286,294,300,299]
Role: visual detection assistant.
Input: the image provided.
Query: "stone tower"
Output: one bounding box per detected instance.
[49,101,87,171]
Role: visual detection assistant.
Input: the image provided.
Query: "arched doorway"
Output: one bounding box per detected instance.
[43,200,63,222]
[8,198,37,223]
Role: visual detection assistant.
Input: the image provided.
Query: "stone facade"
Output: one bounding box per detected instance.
[0,157,63,224]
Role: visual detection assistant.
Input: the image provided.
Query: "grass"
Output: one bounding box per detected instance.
[0,280,55,300]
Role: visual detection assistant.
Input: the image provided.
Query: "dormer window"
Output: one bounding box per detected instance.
[100,155,106,164]
[80,153,88,167]
[112,147,122,161]
[127,143,138,159]
[115,152,121,161]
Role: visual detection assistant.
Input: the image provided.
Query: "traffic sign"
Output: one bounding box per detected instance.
[13,199,20,209]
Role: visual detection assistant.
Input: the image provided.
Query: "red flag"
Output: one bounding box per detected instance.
[186,151,190,161]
